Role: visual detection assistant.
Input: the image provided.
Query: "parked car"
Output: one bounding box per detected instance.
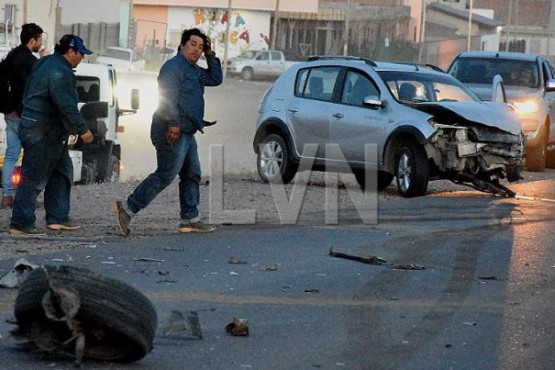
[227,50,299,80]
[447,51,555,172]
[96,47,145,72]
[253,56,525,197]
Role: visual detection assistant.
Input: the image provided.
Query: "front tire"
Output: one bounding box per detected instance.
[526,132,546,172]
[395,141,429,197]
[257,134,297,184]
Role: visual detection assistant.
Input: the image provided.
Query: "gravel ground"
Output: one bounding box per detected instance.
[0,169,552,261]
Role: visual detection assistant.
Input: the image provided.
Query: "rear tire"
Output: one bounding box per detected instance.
[257,134,297,184]
[395,141,429,197]
[241,67,254,80]
[106,155,120,183]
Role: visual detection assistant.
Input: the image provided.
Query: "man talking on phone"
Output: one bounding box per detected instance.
[114,28,223,235]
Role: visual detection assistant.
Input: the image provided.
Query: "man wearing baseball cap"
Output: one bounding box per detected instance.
[9,34,94,235]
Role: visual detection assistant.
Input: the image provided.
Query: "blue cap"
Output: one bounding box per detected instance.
[68,35,92,55]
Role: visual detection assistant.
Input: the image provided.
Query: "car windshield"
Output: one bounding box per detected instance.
[449,57,539,88]
[377,70,480,103]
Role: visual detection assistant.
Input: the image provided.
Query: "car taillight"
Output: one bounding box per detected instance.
[12,167,22,187]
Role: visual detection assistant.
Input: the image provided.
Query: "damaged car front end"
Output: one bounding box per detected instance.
[417,102,525,196]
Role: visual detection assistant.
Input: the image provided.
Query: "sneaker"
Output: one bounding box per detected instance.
[113,201,131,236]
[9,224,46,236]
[177,221,215,233]
[47,220,81,231]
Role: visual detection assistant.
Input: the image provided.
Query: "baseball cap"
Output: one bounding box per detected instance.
[68,35,93,55]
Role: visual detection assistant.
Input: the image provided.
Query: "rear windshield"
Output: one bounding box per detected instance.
[450,57,539,88]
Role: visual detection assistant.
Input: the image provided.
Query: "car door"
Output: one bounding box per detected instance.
[329,69,388,164]
[254,51,270,76]
[287,66,341,159]
[270,51,284,76]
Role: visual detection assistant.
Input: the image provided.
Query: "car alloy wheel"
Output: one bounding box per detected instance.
[257,134,297,184]
[395,142,429,197]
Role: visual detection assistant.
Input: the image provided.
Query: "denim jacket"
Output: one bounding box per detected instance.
[20,52,87,135]
[153,52,223,135]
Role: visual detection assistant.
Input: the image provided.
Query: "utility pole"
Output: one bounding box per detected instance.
[505,0,513,51]
[223,0,232,78]
[418,0,426,63]
[270,0,280,49]
[467,0,473,51]
[343,0,351,55]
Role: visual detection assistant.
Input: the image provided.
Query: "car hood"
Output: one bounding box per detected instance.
[411,101,521,135]
[465,83,541,102]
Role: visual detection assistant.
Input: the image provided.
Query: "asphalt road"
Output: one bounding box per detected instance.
[1,178,555,369]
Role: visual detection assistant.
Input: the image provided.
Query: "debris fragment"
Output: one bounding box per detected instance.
[0,258,38,289]
[304,289,319,294]
[134,257,164,262]
[163,310,203,340]
[392,264,426,270]
[261,265,278,272]
[230,271,240,276]
[225,318,249,337]
[329,248,386,265]
[478,276,497,280]
[228,257,248,265]
[462,322,477,326]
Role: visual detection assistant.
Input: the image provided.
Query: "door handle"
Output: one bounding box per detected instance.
[288,108,299,113]
[332,113,344,119]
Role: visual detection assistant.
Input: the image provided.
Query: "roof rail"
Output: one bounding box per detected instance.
[307,55,377,67]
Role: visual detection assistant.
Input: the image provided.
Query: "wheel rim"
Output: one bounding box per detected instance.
[259,141,284,180]
[397,152,411,193]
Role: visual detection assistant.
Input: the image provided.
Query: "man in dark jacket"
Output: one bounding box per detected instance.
[1,23,45,209]
[114,28,223,235]
[9,35,94,235]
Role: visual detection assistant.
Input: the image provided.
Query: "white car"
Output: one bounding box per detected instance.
[96,47,145,72]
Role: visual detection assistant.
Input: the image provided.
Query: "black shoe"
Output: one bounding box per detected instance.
[113,201,131,236]
[9,224,46,236]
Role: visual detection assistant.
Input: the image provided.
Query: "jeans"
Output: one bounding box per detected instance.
[2,117,22,196]
[11,124,73,228]
[127,132,201,221]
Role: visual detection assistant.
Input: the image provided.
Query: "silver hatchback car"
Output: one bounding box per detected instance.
[253,56,524,197]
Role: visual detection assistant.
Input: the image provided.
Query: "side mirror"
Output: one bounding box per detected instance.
[131,88,140,110]
[546,79,555,92]
[80,101,109,119]
[363,95,385,109]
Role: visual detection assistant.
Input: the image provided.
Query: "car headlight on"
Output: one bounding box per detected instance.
[512,99,540,114]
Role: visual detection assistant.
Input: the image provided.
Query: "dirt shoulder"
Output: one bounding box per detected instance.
[0,170,552,261]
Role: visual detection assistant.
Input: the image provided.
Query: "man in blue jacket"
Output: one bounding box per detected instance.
[114,28,223,235]
[9,35,94,235]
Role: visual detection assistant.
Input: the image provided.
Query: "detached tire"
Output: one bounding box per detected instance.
[257,134,297,184]
[15,265,157,363]
[107,155,120,183]
[395,141,429,197]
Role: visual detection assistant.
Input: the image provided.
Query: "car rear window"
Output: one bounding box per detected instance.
[450,57,539,88]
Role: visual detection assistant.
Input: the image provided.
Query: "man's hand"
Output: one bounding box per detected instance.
[204,36,215,57]
[167,126,181,146]
[80,130,94,144]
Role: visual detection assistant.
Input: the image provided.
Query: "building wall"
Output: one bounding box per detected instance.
[134,0,318,13]
[134,5,168,51]
[474,0,550,27]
